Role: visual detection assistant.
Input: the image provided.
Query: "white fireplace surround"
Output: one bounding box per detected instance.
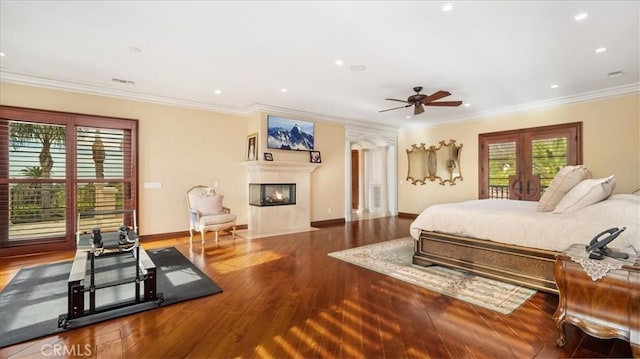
[242,161,321,235]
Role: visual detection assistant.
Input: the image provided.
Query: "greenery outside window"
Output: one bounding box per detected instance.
[479,122,582,200]
[0,106,138,257]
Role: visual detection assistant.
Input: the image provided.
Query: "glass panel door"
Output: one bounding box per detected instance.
[487,141,517,199]
[479,122,582,201]
[3,121,67,245]
[76,126,135,232]
[531,136,569,196]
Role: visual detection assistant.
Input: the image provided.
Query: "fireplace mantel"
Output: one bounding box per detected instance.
[242,160,320,235]
[241,160,321,174]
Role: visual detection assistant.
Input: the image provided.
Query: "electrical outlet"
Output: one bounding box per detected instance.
[328,207,332,214]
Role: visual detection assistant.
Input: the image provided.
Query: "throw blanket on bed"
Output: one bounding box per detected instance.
[410,194,640,253]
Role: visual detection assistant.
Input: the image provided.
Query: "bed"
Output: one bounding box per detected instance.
[410,194,640,294]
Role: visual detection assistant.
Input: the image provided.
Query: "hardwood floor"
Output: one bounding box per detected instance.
[0,217,634,358]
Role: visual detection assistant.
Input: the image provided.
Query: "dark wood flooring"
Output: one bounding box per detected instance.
[0,217,634,358]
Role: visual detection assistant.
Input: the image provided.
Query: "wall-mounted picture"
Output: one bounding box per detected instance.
[264,152,273,161]
[267,115,314,151]
[247,133,258,161]
[310,151,321,163]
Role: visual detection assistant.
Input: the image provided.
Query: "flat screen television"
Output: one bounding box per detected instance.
[267,115,314,151]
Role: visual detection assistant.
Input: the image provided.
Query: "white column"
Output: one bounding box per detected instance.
[344,139,353,222]
[358,149,366,214]
[388,145,398,215]
[380,146,390,216]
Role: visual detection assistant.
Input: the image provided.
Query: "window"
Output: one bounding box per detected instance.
[479,122,582,200]
[0,106,138,256]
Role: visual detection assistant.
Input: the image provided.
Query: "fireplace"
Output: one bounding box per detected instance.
[243,161,320,234]
[249,183,296,207]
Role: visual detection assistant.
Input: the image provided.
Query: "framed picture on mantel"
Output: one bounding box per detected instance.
[247,133,258,161]
[310,151,321,163]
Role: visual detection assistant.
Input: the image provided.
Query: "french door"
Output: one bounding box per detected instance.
[0,106,137,257]
[479,122,582,200]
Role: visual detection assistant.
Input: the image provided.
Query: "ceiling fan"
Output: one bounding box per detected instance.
[380,86,462,115]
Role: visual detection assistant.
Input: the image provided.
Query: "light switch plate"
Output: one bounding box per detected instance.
[144,182,162,189]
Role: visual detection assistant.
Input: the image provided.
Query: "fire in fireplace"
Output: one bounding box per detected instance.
[249,183,296,206]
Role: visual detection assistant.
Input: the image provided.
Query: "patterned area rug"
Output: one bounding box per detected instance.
[328,237,536,314]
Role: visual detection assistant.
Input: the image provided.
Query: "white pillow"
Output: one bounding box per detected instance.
[194,193,225,216]
[537,165,592,212]
[552,175,616,213]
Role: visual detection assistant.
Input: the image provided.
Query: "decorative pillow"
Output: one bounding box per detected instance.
[537,165,592,212]
[194,193,225,216]
[552,175,616,213]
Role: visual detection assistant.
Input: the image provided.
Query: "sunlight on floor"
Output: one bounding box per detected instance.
[235,227,319,240]
[209,250,284,274]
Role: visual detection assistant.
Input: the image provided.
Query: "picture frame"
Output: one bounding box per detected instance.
[267,115,314,151]
[246,133,258,161]
[310,151,321,163]
[264,152,273,161]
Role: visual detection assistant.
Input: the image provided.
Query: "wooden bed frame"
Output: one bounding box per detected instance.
[413,230,560,294]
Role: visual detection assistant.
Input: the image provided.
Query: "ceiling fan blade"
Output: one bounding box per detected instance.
[414,103,424,115]
[426,100,463,107]
[423,90,451,103]
[379,104,412,113]
[385,98,410,103]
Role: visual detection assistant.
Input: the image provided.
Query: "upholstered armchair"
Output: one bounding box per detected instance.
[186,185,237,243]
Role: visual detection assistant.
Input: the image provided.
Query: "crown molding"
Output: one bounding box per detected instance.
[0,70,248,116]
[0,69,399,131]
[2,70,637,131]
[245,103,399,134]
[414,82,640,129]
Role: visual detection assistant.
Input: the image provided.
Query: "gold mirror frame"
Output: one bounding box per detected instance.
[406,140,463,186]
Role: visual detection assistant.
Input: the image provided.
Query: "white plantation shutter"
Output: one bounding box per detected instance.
[1,106,137,256]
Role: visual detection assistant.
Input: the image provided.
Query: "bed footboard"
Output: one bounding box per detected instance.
[414,230,559,294]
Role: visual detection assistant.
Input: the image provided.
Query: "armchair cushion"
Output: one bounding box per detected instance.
[200,213,237,226]
[193,192,225,216]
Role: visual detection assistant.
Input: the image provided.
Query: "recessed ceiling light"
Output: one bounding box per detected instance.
[214,89,222,95]
[405,116,411,119]
[464,103,470,107]
[0,52,5,57]
[595,47,607,53]
[550,84,559,89]
[574,12,588,21]
[442,3,453,12]
[280,88,288,93]
[335,59,344,66]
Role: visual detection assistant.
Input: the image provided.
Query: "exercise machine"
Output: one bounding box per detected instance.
[58,209,164,329]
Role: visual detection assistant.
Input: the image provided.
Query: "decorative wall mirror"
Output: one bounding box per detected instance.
[406,140,463,186]
[406,143,430,185]
[439,140,463,185]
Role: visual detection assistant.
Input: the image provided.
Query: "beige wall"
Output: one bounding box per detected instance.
[398,94,640,214]
[254,112,346,222]
[1,82,346,236]
[3,81,635,232]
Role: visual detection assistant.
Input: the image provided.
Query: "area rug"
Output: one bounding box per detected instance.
[328,237,536,314]
[0,247,222,348]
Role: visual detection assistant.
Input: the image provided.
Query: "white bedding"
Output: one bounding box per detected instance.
[410,194,640,252]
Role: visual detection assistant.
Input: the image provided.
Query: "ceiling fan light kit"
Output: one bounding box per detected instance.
[380,86,462,116]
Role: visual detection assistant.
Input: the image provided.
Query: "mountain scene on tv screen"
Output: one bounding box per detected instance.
[268,123,314,151]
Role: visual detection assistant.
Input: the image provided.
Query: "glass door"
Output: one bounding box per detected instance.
[479,122,582,200]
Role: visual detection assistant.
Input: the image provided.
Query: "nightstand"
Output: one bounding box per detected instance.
[553,249,639,357]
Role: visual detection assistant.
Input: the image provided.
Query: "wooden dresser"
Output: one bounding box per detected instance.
[553,253,639,357]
